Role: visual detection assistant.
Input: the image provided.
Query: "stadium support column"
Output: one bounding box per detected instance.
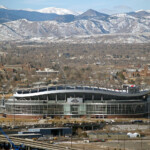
[27,146,31,150]
[106,103,107,115]
[65,94,67,102]
[92,95,94,103]
[101,96,103,102]
[118,103,119,114]
[47,95,48,117]
[56,94,57,103]
[13,97,15,127]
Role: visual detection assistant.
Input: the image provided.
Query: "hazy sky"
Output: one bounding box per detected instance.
[0,0,150,14]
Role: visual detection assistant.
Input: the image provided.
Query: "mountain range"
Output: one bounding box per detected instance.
[0,6,150,43]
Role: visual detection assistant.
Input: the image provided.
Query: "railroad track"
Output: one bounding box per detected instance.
[0,135,81,150]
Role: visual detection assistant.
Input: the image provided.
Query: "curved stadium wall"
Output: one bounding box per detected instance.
[5,86,149,119]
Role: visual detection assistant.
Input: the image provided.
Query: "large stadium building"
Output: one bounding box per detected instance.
[5,85,150,119]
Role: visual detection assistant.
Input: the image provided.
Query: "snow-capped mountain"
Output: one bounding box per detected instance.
[135,9,150,13]
[76,9,109,20]
[0,8,75,23]
[36,7,79,15]
[0,8,150,43]
[127,10,150,18]
[0,5,7,9]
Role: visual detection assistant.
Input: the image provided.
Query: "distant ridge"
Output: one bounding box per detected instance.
[77,9,109,20]
[0,7,150,43]
[128,10,150,18]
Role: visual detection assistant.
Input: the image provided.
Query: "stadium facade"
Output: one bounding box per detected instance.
[5,85,150,119]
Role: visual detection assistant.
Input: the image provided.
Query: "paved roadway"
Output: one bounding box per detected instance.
[0,135,81,150]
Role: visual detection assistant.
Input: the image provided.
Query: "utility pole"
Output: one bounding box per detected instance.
[117,133,119,149]
[140,136,142,150]
[124,136,125,150]
[148,99,150,130]
[71,124,73,150]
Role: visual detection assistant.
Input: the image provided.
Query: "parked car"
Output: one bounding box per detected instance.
[131,120,143,124]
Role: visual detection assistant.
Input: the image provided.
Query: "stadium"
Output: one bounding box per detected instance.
[5,85,150,119]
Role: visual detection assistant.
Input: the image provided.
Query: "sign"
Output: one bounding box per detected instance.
[67,98,83,103]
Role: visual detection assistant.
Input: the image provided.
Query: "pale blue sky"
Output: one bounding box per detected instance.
[0,0,150,14]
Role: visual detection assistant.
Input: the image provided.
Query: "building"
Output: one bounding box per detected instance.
[0,98,5,117]
[16,127,72,138]
[5,85,150,119]
[36,68,59,76]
